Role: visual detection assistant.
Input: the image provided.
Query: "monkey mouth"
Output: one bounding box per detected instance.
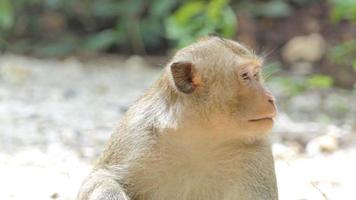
[248,117,274,122]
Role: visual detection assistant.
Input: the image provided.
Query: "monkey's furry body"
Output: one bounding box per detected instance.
[77,36,278,200]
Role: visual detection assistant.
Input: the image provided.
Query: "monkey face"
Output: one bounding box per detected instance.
[198,60,276,135]
[232,63,277,134]
[169,37,276,136]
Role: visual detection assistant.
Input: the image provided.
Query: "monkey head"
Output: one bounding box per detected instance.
[166,36,276,138]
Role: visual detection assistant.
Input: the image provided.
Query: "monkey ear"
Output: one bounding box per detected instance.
[170,61,198,94]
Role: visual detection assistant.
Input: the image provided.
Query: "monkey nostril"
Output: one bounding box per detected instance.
[268,99,274,105]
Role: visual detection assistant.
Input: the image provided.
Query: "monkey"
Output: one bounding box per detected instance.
[77,36,278,200]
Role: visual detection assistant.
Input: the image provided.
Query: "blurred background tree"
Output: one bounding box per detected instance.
[0,0,355,87]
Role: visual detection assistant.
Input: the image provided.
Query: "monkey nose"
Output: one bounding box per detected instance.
[268,98,274,105]
[264,91,276,106]
[268,95,276,105]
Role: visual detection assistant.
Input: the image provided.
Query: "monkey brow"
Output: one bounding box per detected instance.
[239,61,263,69]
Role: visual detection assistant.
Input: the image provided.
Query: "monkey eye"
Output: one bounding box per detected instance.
[241,72,250,80]
[253,73,258,80]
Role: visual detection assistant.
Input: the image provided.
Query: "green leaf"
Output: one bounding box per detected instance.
[207,0,228,22]
[165,16,190,39]
[34,37,78,56]
[251,1,291,18]
[165,16,197,47]
[0,0,14,30]
[166,0,237,48]
[307,75,334,89]
[329,39,356,68]
[82,30,117,52]
[139,18,163,48]
[90,0,144,17]
[330,0,356,22]
[353,60,356,71]
[150,0,176,18]
[220,7,236,37]
[174,1,205,25]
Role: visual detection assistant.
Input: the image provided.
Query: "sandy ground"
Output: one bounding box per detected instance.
[0,54,355,200]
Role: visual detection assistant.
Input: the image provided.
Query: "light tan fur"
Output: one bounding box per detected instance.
[77,36,278,200]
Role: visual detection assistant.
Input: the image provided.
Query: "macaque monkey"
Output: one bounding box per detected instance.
[77,36,278,200]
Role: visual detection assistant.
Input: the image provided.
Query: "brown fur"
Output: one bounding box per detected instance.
[77,36,278,200]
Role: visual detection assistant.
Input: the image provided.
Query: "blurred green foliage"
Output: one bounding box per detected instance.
[264,61,334,95]
[166,0,236,48]
[329,39,356,71]
[0,0,355,56]
[0,0,355,90]
[307,75,334,89]
[271,74,334,96]
[0,0,13,30]
[0,0,178,55]
[0,0,237,55]
[329,0,356,22]
[236,0,292,18]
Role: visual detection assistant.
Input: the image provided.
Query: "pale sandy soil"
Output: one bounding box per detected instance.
[0,54,355,200]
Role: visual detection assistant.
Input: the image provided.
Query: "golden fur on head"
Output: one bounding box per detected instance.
[158,36,273,140]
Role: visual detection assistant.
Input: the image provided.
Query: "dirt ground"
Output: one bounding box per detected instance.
[0,54,355,200]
